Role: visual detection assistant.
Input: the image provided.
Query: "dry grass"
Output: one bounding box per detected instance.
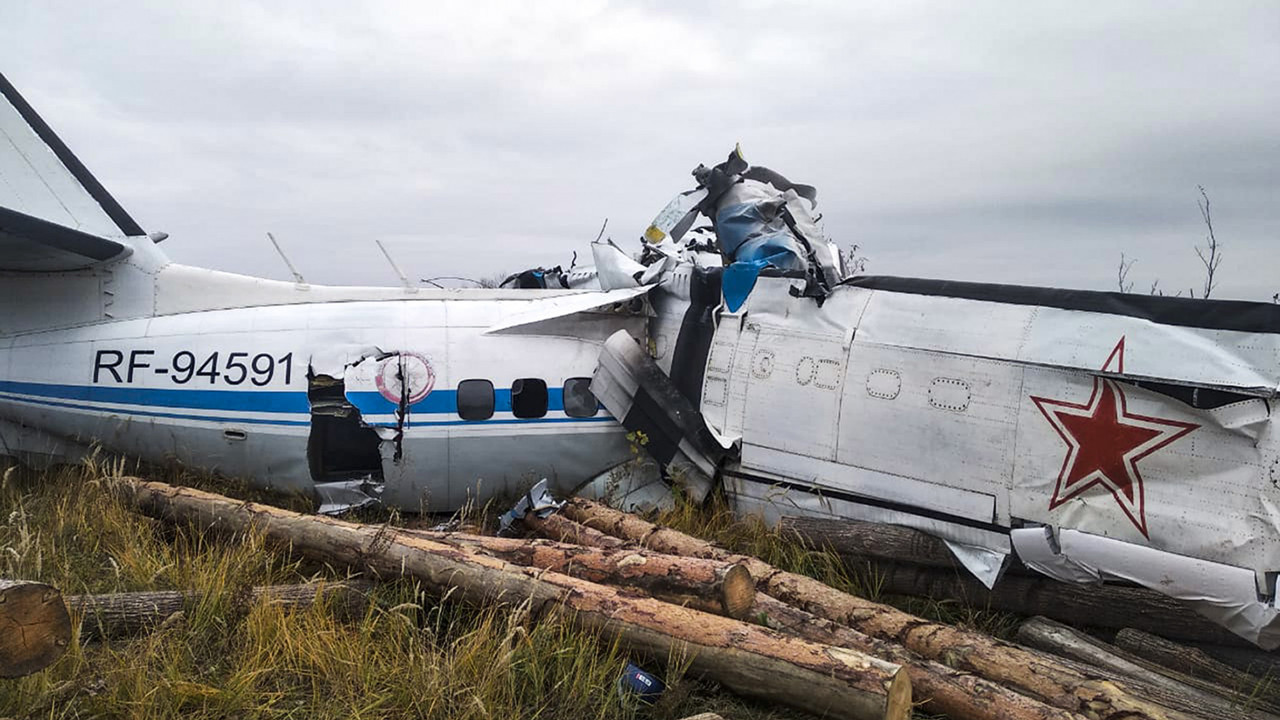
[0,454,1028,720]
[0,459,813,720]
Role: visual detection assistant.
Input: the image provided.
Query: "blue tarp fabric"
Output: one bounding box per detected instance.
[715,194,809,312]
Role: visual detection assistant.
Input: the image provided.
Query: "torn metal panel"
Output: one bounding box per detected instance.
[592,239,650,290]
[314,478,382,515]
[592,329,727,501]
[498,478,563,535]
[941,539,1010,589]
[1009,526,1102,585]
[575,459,675,513]
[1016,527,1280,649]
[641,147,844,313]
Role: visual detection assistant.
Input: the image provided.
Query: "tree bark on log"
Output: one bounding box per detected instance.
[1016,617,1279,720]
[782,516,969,570]
[1186,643,1280,681]
[870,561,1244,646]
[1114,628,1280,712]
[676,590,1085,720]
[67,581,371,639]
[523,511,629,550]
[114,479,912,720]
[397,529,755,619]
[560,497,1198,720]
[0,579,71,678]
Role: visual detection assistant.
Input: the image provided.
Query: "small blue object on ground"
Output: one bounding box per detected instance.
[617,662,665,704]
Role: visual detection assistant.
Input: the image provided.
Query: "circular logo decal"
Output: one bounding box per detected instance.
[375,352,435,405]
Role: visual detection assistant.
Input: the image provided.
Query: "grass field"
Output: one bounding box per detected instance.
[0,457,1008,719]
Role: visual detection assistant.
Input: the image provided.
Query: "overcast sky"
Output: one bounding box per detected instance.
[3,1,1277,300]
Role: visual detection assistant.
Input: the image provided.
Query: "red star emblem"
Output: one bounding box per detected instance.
[1030,338,1198,537]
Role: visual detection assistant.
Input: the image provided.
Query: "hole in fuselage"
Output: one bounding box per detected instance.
[307,374,383,482]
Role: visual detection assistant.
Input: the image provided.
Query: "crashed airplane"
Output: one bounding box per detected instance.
[2,72,1279,647]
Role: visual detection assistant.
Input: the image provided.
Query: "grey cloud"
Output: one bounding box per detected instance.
[1,0,1275,299]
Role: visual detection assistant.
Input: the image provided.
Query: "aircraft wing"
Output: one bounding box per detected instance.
[483,285,655,334]
[0,72,141,271]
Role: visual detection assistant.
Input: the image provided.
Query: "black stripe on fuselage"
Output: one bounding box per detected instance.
[845,275,1280,334]
[0,72,145,237]
[723,467,1008,534]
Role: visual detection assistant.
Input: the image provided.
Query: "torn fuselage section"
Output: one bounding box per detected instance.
[306,350,435,514]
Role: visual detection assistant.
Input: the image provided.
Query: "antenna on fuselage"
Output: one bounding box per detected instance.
[266,232,308,287]
[376,239,418,294]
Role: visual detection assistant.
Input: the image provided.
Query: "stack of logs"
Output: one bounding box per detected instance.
[783,516,1280,720]
[4,479,1276,720]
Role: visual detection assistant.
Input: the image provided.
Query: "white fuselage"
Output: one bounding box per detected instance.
[0,262,641,511]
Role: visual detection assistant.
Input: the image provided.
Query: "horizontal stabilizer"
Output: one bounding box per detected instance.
[0,72,142,271]
[0,206,130,271]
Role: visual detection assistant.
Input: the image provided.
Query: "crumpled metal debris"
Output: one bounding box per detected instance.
[315,477,383,515]
[498,478,564,536]
[643,145,844,312]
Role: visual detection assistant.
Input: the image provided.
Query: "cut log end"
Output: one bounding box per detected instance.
[885,668,914,720]
[720,564,755,620]
[0,580,72,678]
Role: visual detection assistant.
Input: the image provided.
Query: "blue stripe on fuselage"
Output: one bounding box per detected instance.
[0,381,610,427]
[0,380,311,413]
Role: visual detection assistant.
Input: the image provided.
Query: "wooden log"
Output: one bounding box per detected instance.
[1115,628,1280,711]
[0,579,72,678]
[523,511,629,550]
[561,497,1197,720]
[1188,643,1280,680]
[398,529,755,619]
[68,581,371,638]
[870,561,1245,646]
[782,516,968,570]
[676,590,1085,720]
[115,479,912,720]
[1017,616,1279,720]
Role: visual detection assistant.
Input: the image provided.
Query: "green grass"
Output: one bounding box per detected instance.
[0,459,813,720]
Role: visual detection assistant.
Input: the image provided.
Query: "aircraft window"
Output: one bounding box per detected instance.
[457,379,495,420]
[511,378,549,419]
[563,377,599,418]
